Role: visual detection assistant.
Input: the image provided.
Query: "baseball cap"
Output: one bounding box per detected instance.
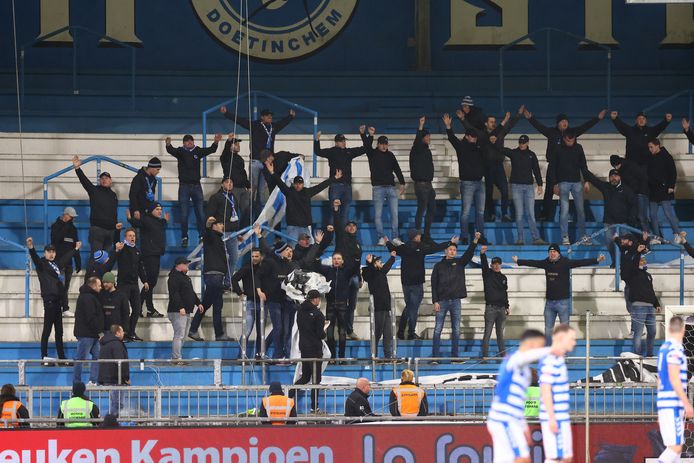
[465,128,477,137]
[174,257,191,266]
[556,113,569,124]
[293,176,304,184]
[345,220,357,227]
[377,135,389,145]
[260,109,273,116]
[99,172,111,178]
[518,134,530,144]
[636,111,646,118]
[63,207,78,218]
[230,137,242,144]
[491,257,502,265]
[306,289,321,300]
[548,244,561,253]
[334,134,347,142]
[298,233,311,241]
[608,169,621,177]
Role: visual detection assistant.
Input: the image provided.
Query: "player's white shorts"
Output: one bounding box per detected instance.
[487,419,529,463]
[540,419,573,461]
[658,407,685,447]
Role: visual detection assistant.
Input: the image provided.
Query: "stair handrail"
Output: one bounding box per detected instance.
[642,89,694,154]
[42,155,163,245]
[0,236,30,318]
[201,91,319,178]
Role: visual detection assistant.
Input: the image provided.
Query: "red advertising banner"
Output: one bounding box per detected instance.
[0,422,662,463]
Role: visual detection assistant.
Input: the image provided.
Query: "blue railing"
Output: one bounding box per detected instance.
[642,89,694,154]
[201,91,319,178]
[498,27,612,114]
[20,26,137,110]
[42,156,162,245]
[0,236,30,318]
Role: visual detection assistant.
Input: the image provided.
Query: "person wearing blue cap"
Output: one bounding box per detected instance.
[84,248,117,283]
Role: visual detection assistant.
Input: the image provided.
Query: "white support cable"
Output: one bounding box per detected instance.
[11,0,28,238]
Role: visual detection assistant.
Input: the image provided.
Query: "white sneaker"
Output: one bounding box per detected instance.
[562,237,571,245]
[377,237,387,246]
[62,311,74,317]
[392,238,404,246]
[673,234,683,245]
[650,238,662,245]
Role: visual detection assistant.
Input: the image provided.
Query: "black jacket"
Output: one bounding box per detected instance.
[362,256,395,312]
[114,245,147,286]
[409,130,434,182]
[98,331,129,385]
[550,141,587,183]
[463,113,519,166]
[259,237,319,302]
[527,116,599,176]
[30,248,73,303]
[297,299,326,357]
[0,395,30,427]
[203,227,228,275]
[76,168,119,230]
[431,243,477,303]
[231,262,262,303]
[167,269,201,314]
[220,141,251,188]
[361,134,406,187]
[99,288,129,330]
[166,143,219,185]
[614,236,648,282]
[647,148,677,202]
[318,263,359,303]
[273,174,331,227]
[389,382,428,416]
[582,168,637,226]
[333,209,362,278]
[314,140,367,184]
[223,111,294,160]
[127,213,167,257]
[292,229,333,273]
[622,267,660,307]
[613,157,649,196]
[516,256,599,300]
[50,218,81,270]
[686,127,694,146]
[387,239,451,286]
[504,148,543,186]
[446,128,485,181]
[207,188,241,232]
[261,151,296,193]
[128,167,158,215]
[74,284,105,338]
[612,117,669,166]
[344,388,374,418]
[480,253,509,308]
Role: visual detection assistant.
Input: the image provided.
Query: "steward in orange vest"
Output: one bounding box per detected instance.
[0,384,30,428]
[389,369,428,417]
[259,381,297,425]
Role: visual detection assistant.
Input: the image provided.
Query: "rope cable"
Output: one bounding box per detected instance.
[11,0,29,239]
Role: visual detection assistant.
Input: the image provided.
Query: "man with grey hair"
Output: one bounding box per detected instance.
[345,377,374,419]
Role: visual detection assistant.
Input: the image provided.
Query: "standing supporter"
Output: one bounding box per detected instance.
[362,252,397,358]
[72,155,122,251]
[128,157,161,218]
[259,381,296,425]
[220,106,296,210]
[206,177,241,289]
[344,378,375,419]
[314,127,368,225]
[459,95,485,130]
[73,277,104,385]
[167,257,203,364]
[188,217,232,342]
[522,108,605,221]
[0,384,30,428]
[443,113,486,244]
[504,135,546,245]
[479,246,509,359]
[430,232,479,361]
[611,111,672,166]
[389,369,428,417]
[360,127,406,245]
[386,231,456,340]
[99,272,129,330]
[126,204,167,317]
[231,249,266,359]
[513,245,605,344]
[332,200,362,341]
[219,134,252,226]
[647,138,681,244]
[614,232,649,322]
[551,130,589,245]
[113,228,148,341]
[57,381,99,427]
[622,255,660,357]
[610,155,650,232]
[165,133,221,247]
[50,207,82,315]
[409,116,436,240]
[97,324,129,417]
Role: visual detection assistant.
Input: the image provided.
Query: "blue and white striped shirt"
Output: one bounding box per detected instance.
[657,340,688,410]
[488,347,551,423]
[539,354,571,422]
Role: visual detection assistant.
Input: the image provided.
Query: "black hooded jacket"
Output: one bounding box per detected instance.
[166,143,219,185]
[409,130,434,182]
[527,116,600,176]
[272,174,332,227]
[30,248,74,303]
[127,214,167,257]
[128,167,158,215]
[297,299,326,357]
[431,243,477,303]
[114,244,147,286]
[220,141,251,188]
[446,127,485,181]
[167,269,201,314]
[50,217,81,270]
[647,147,677,202]
[581,168,637,226]
[516,256,599,300]
[314,140,368,184]
[223,111,294,161]
[76,168,119,230]
[99,288,129,330]
[613,157,649,196]
[98,331,129,385]
[74,285,105,338]
[207,188,240,232]
[386,239,451,286]
[362,256,395,312]
[612,117,669,166]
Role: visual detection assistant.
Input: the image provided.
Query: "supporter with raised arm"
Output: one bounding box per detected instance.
[314,127,368,225]
[112,228,148,342]
[164,133,221,247]
[219,134,251,226]
[611,110,672,166]
[51,207,82,314]
[72,155,122,251]
[409,116,436,240]
[128,157,161,218]
[361,127,406,246]
[610,155,650,232]
[459,95,485,130]
[479,246,509,359]
[522,108,606,221]
[332,199,362,341]
[513,245,605,343]
[647,138,681,244]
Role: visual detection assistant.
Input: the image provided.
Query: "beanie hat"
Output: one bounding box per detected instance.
[147,157,162,169]
[556,113,569,124]
[274,241,290,255]
[93,250,109,264]
[102,272,116,284]
[548,243,561,254]
[306,289,321,300]
[461,96,474,106]
[72,381,86,397]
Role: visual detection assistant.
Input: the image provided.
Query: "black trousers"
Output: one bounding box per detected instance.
[88,226,115,252]
[484,163,509,217]
[41,300,65,359]
[119,284,141,337]
[374,310,393,358]
[61,266,73,312]
[140,255,161,313]
[481,304,507,357]
[541,171,556,220]
[291,358,322,411]
[414,181,436,238]
[326,301,349,358]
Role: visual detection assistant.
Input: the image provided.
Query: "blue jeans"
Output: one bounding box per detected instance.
[544,298,571,345]
[631,304,656,356]
[178,183,205,240]
[637,194,650,233]
[399,284,424,337]
[109,389,125,417]
[329,182,353,225]
[432,299,461,358]
[512,183,540,242]
[559,182,585,239]
[244,301,267,357]
[250,159,268,213]
[223,232,239,288]
[373,185,399,238]
[265,302,283,358]
[649,200,681,237]
[190,273,225,337]
[460,180,485,239]
[73,337,100,383]
[285,225,311,244]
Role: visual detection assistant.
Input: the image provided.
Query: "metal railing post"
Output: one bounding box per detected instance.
[260,301,266,358]
[369,296,376,360]
[391,305,398,359]
[156,177,163,203]
[72,28,78,95]
[241,295,248,360]
[154,388,162,420]
[202,112,208,178]
[43,181,49,245]
[117,360,122,385]
[312,113,318,178]
[585,312,591,463]
[680,248,685,305]
[615,225,621,292]
[24,249,31,318]
[18,360,25,386]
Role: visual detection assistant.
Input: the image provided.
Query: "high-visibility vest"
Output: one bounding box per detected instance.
[392,384,424,417]
[524,386,541,417]
[262,395,294,425]
[60,397,94,428]
[0,400,21,428]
